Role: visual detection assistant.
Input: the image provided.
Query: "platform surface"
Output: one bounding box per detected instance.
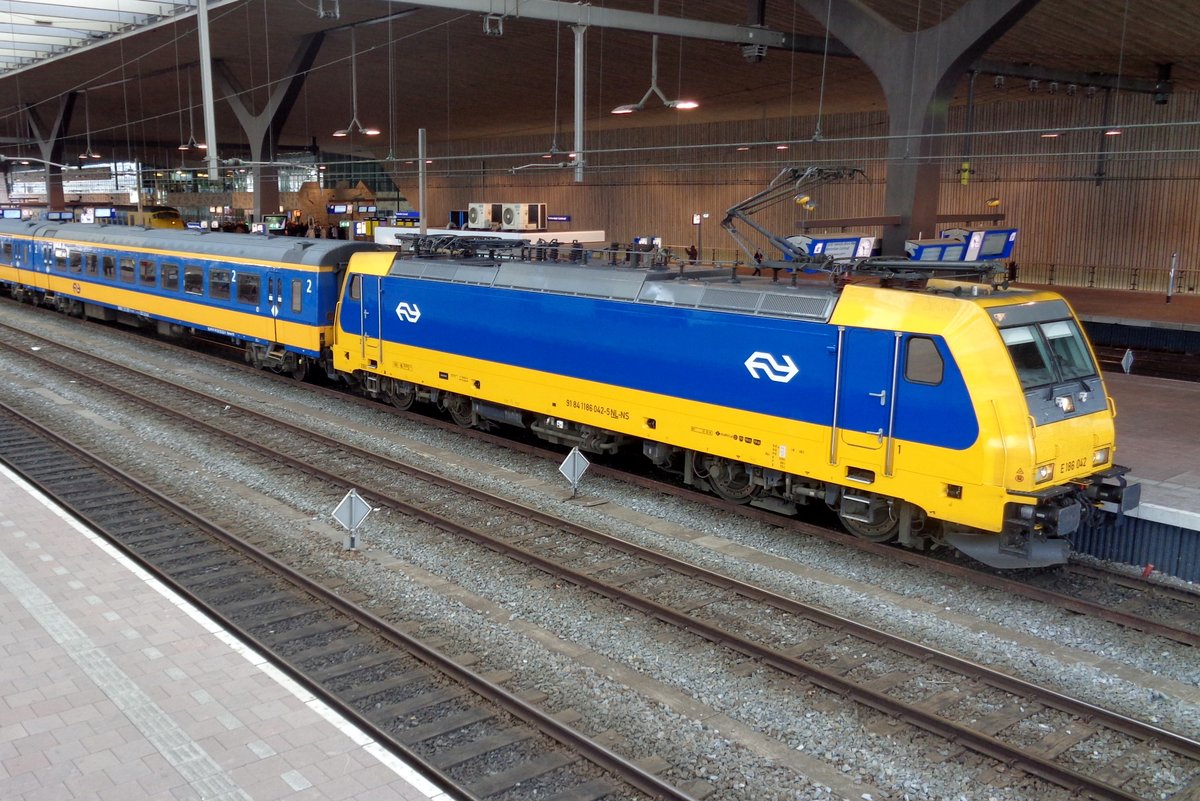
[1030,283,1200,331]
[0,465,447,801]
[1104,372,1200,530]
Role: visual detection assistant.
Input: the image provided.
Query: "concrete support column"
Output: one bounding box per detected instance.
[794,0,1041,254]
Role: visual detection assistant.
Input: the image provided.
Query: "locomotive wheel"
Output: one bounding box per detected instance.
[701,455,758,503]
[445,394,475,428]
[386,380,416,411]
[838,505,900,543]
[290,360,308,381]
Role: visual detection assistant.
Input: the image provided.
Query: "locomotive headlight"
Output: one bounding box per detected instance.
[1093,447,1111,466]
[1035,463,1055,483]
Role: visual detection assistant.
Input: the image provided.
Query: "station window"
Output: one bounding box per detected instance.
[161,263,179,291]
[291,279,303,313]
[184,265,204,295]
[210,269,231,300]
[119,257,135,283]
[905,336,943,385]
[237,273,260,305]
[85,254,98,276]
[69,252,82,273]
[102,255,115,278]
[139,260,157,287]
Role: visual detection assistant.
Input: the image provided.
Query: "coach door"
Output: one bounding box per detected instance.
[360,273,383,367]
[830,327,901,481]
[265,271,282,344]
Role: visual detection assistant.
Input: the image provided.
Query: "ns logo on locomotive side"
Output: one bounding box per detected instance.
[0,218,1139,569]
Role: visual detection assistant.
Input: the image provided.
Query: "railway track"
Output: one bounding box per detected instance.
[1,305,1196,648]
[0,318,1197,800]
[0,401,694,801]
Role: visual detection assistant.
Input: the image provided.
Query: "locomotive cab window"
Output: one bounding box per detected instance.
[237,273,260,305]
[119,257,135,283]
[904,336,943,385]
[210,269,231,300]
[139,260,157,287]
[184,265,203,295]
[1001,319,1097,390]
[348,273,361,301]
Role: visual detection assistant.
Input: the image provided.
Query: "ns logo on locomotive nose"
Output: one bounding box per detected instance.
[394,302,422,323]
[744,352,798,383]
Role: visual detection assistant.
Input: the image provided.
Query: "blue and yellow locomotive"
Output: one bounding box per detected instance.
[0,219,1139,568]
[332,248,1139,569]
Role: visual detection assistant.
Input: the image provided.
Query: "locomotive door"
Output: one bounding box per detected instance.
[360,273,383,367]
[830,327,901,479]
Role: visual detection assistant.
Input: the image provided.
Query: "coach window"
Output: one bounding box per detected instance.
[184,265,204,295]
[102,255,115,278]
[69,252,82,273]
[119,257,135,283]
[1,241,10,259]
[85,253,98,275]
[291,279,303,313]
[139,259,157,287]
[237,273,260,305]
[161,263,179,291]
[210,269,232,300]
[904,336,943,385]
[55,249,67,271]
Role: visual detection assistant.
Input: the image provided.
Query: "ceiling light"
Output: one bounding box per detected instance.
[78,90,102,161]
[736,145,750,152]
[1104,128,1122,136]
[333,28,381,138]
[1040,131,1060,138]
[610,9,699,116]
[776,144,789,151]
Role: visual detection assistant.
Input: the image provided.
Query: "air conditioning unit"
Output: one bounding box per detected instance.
[501,202,547,231]
[466,202,503,229]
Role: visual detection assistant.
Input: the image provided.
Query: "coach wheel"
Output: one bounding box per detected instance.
[445,393,475,428]
[387,380,416,411]
[838,502,900,543]
[700,455,758,503]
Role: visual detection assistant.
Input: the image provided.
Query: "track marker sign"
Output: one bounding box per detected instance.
[332,488,373,550]
[559,447,591,498]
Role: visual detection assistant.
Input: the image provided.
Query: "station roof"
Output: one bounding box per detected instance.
[0,1,1194,169]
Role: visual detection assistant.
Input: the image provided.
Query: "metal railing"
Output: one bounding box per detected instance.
[1016,262,1199,296]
